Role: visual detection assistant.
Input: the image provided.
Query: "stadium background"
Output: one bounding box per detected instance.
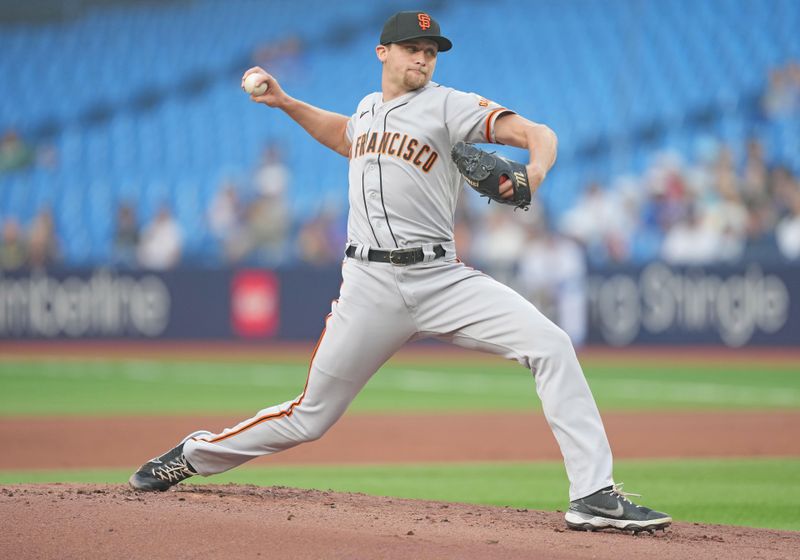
[1,0,800,555]
[1,0,799,347]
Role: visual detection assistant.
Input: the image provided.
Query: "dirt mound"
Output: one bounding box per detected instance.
[2,484,797,559]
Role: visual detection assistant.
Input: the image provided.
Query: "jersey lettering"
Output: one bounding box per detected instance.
[421,151,438,173]
[413,144,430,166]
[352,132,438,172]
[378,132,392,154]
[387,132,401,155]
[366,133,378,154]
[403,139,418,161]
[396,134,409,156]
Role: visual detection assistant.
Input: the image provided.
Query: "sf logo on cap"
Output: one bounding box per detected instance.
[417,13,431,30]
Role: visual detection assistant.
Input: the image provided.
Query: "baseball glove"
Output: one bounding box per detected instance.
[451,141,531,210]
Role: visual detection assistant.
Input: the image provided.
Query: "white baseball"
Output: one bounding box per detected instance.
[244,73,268,96]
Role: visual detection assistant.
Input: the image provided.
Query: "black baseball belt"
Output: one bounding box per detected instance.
[345,244,446,265]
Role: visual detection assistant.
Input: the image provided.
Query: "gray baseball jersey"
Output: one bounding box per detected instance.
[184,82,614,502]
[345,81,508,248]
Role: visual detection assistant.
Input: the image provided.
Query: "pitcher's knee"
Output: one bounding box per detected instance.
[526,324,577,367]
[293,401,350,442]
[297,421,333,442]
[553,326,576,354]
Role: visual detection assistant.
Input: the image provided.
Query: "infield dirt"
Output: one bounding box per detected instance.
[2,483,798,560]
[2,410,800,469]
[3,343,799,557]
[2,409,800,558]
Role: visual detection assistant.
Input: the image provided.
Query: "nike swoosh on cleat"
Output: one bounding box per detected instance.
[587,503,624,517]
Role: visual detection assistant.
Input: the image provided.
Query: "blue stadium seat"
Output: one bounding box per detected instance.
[1,0,798,265]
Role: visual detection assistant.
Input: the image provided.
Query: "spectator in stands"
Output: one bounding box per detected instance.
[112,203,140,268]
[713,145,741,205]
[518,205,588,346]
[452,196,476,263]
[137,204,183,270]
[26,208,60,269]
[740,155,791,262]
[208,180,243,241]
[762,61,800,119]
[776,185,800,260]
[561,179,643,265]
[0,129,35,173]
[741,138,769,205]
[604,177,644,263]
[0,218,27,271]
[705,167,748,262]
[296,207,346,266]
[228,144,290,265]
[470,205,528,285]
[207,179,245,262]
[685,137,719,205]
[253,143,290,201]
[769,166,799,218]
[560,181,609,245]
[661,202,722,265]
[743,195,782,261]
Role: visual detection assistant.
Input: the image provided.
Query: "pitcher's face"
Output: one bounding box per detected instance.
[378,38,438,93]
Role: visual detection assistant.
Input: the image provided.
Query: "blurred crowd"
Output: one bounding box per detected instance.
[2,132,798,278]
[0,208,60,271]
[203,143,345,269]
[2,61,799,290]
[554,138,800,267]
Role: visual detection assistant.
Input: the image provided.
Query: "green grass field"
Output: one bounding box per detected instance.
[1,357,799,415]
[2,353,799,531]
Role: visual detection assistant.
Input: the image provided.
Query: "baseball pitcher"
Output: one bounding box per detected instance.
[130,11,671,533]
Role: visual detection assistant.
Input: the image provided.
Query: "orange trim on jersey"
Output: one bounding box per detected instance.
[485,108,507,143]
[204,315,331,444]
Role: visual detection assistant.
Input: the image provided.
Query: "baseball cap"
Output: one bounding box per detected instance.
[380,11,452,52]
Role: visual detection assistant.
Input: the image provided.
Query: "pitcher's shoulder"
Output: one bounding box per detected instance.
[355,92,381,115]
[424,82,455,97]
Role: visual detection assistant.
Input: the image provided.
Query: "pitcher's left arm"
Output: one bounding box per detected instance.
[494,114,558,198]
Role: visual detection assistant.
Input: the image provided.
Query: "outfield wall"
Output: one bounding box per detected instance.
[0,263,797,347]
[587,262,798,347]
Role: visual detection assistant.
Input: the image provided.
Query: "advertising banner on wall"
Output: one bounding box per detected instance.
[586,262,799,347]
[1,262,797,346]
[0,267,338,341]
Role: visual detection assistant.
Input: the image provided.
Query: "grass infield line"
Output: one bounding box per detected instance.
[1,341,800,366]
[2,458,798,531]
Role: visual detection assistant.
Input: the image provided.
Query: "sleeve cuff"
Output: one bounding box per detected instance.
[485,108,515,143]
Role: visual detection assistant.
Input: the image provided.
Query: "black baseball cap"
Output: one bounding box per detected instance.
[380,11,452,52]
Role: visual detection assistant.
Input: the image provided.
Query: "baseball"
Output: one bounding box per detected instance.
[244,73,268,96]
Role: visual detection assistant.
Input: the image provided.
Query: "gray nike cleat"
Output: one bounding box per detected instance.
[565,484,672,533]
[128,430,212,492]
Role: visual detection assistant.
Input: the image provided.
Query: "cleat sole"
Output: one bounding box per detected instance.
[565,511,672,533]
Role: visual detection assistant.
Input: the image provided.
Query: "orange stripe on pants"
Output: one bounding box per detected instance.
[200,315,331,445]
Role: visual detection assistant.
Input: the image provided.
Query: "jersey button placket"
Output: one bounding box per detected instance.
[364,158,386,241]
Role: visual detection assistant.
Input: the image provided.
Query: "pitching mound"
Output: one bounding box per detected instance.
[2,484,797,559]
